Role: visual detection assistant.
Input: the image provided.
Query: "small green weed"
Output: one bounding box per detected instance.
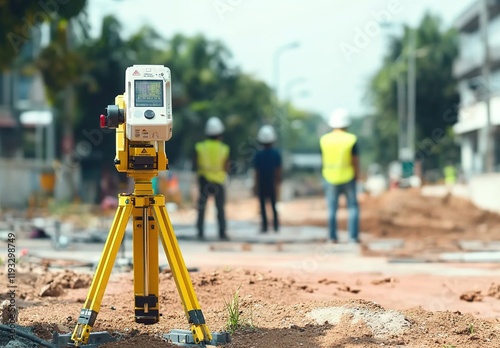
[223,286,254,334]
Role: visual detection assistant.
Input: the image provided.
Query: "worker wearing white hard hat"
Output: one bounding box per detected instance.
[254,125,282,233]
[194,116,230,240]
[319,108,360,243]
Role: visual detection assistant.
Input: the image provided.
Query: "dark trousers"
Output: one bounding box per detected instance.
[258,186,279,232]
[196,176,226,238]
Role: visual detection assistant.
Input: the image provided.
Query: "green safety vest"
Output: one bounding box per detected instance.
[195,139,229,184]
[320,130,357,185]
[444,165,456,184]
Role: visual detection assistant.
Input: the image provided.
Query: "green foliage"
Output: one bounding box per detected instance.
[0,0,87,70]
[366,12,460,171]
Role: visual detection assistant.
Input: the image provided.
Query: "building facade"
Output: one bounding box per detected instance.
[453,0,500,178]
[0,34,58,208]
[0,34,49,158]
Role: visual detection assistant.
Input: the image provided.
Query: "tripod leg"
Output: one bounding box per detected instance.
[71,197,132,346]
[132,206,160,324]
[153,200,213,344]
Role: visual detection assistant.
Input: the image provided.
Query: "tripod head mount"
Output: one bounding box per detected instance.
[99,65,172,181]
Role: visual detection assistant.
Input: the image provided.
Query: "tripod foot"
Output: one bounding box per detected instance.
[163,329,231,346]
[53,331,116,348]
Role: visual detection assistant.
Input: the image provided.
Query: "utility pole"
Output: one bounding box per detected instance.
[480,0,495,172]
[397,72,406,160]
[407,28,416,161]
[58,19,78,202]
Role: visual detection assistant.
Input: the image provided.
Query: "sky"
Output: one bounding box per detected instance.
[87,0,475,119]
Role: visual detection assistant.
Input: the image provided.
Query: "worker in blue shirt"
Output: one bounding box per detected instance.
[253,125,282,233]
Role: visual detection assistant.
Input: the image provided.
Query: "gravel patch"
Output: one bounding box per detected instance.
[308,306,411,338]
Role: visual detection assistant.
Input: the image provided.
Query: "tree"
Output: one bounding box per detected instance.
[367,13,460,172]
[0,0,87,71]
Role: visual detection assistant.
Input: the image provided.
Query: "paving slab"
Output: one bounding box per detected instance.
[438,251,500,263]
[458,240,500,251]
[366,239,404,252]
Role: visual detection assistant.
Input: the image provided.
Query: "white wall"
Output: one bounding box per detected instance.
[454,94,500,134]
[461,133,474,178]
[0,159,82,208]
[0,159,43,208]
[458,31,483,63]
[469,173,500,213]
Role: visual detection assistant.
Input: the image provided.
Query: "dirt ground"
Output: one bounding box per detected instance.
[1,188,500,347]
[1,266,500,347]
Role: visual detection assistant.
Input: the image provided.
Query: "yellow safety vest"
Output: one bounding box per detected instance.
[320,130,357,185]
[195,139,229,184]
[443,165,456,184]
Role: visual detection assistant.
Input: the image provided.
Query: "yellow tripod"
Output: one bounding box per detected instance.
[70,94,222,346]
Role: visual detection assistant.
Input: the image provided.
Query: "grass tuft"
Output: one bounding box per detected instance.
[223,285,254,334]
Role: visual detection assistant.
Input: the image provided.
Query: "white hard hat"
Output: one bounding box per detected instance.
[328,108,350,128]
[257,125,276,144]
[205,116,225,136]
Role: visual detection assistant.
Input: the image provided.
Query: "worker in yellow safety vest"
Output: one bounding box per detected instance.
[443,162,457,185]
[319,108,360,244]
[193,116,230,240]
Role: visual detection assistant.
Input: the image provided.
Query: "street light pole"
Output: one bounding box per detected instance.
[283,77,307,151]
[273,42,300,100]
[285,77,306,102]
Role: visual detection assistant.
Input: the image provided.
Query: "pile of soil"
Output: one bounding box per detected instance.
[360,189,500,240]
[0,268,92,305]
[357,189,500,256]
